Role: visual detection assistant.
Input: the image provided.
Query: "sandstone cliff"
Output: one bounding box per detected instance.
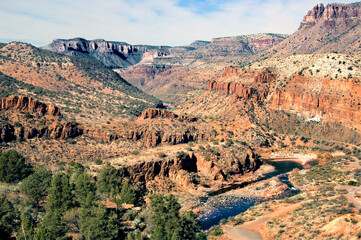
[118,147,262,191]
[207,69,275,102]
[0,95,60,117]
[265,2,361,56]
[0,96,82,142]
[43,38,172,69]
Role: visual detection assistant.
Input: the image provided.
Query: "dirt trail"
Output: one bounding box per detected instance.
[223,202,305,240]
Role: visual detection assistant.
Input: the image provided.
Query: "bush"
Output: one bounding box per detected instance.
[95,159,103,165]
[0,150,33,183]
[348,180,359,186]
[211,226,223,236]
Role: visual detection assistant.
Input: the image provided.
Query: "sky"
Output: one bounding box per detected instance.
[0,0,354,47]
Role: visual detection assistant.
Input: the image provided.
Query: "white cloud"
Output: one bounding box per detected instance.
[0,0,355,46]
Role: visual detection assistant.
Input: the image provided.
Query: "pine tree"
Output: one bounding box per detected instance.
[149,194,202,240]
[0,150,33,183]
[74,171,96,207]
[34,210,68,240]
[0,196,19,238]
[79,205,119,240]
[20,167,52,206]
[119,181,136,204]
[47,173,73,213]
[97,163,122,197]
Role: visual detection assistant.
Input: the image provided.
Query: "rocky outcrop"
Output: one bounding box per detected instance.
[270,75,361,130]
[85,127,213,148]
[0,96,82,142]
[267,2,361,56]
[119,153,198,183]
[43,38,171,68]
[0,95,60,117]
[139,108,197,122]
[207,70,273,101]
[0,121,15,143]
[119,149,262,189]
[300,3,360,29]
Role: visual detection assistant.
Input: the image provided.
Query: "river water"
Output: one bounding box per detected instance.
[199,160,307,230]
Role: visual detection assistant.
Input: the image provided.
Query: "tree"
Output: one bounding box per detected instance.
[149,194,202,240]
[47,173,73,213]
[0,150,33,183]
[75,171,96,207]
[20,167,52,206]
[119,181,136,205]
[17,205,35,240]
[97,163,122,197]
[0,196,19,238]
[34,210,68,240]
[79,205,119,240]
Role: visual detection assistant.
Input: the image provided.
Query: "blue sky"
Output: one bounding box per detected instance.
[0,0,354,46]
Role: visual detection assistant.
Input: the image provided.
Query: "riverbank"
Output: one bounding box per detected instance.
[262,152,317,165]
[197,176,291,229]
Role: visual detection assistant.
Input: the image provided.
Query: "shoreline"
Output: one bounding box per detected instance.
[263,157,317,166]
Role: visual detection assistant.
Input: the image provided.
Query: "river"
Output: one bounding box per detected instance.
[199,160,308,230]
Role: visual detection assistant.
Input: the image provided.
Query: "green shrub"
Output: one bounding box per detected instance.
[0,150,33,183]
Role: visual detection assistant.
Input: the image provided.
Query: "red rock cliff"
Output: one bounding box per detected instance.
[0,95,60,117]
[270,75,361,129]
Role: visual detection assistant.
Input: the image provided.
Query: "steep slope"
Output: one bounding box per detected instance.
[266,2,361,56]
[0,42,162,123]
[177,53,361,145]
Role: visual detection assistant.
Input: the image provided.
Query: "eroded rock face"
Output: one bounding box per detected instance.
[266,2,361,56]
[207,69,274,102]
[139,108,197,122]
[0,95,60,117]
[43,38,171,68]
[300,3,360,29]
[269,75,361,130]
[119,150,262,190]
[0,96,82,142]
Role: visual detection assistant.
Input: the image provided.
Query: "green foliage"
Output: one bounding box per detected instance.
[97,163,122,197]
[79,205,119,240]
[127,229,147,240]
[0,150,33,183]
[210,226,223,236]
[149,194,201,240]
[119,181,136,205]
[34,210,68,240]
[348,180,359,186]
[20,167,52,204]
[75,171,96,207]
[47,173,74,213]
[18,205,35,240]
[95,158,103,165]
[0,196,19,237]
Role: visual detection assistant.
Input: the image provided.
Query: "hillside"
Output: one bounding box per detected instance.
[177,52,361,145]
[0,42,162,124]
[264,2,361,57]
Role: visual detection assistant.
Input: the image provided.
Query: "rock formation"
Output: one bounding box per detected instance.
[265,2,361,56]
[118,148,262,190]
[139,108,197,122]
[43,38,171,69]
[0,96,82,142]
[0,95,60,117]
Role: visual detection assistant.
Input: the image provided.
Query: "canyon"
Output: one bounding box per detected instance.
[3,2,361,240]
